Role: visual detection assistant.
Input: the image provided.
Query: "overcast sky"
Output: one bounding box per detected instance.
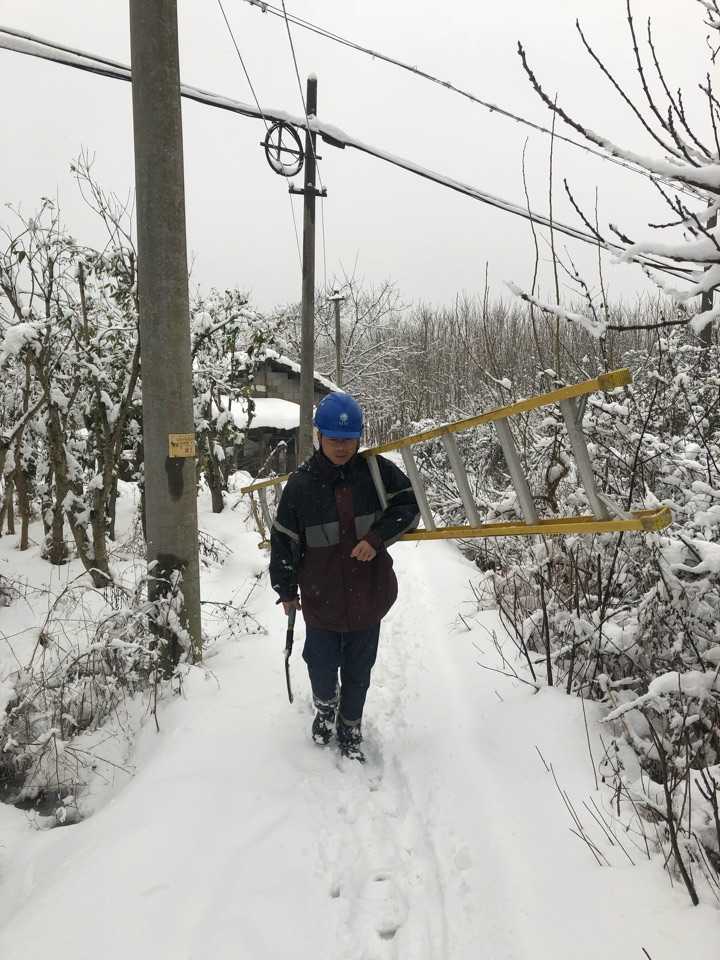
[0,0,708,314]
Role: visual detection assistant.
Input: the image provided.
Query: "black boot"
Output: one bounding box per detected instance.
[337,717,365,762]
[311,703,337,745]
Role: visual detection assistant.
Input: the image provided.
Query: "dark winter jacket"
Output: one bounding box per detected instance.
[269,449,420,631]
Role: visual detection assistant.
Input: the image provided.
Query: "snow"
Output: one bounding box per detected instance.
[505,282,608,338]
[216,396,301,430]
[672,538,720,575]
[648,670,720,698]
[0,321,41,364]
[0,493,717,958]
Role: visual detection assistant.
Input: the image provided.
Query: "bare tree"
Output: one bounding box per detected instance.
[515,0,720,340]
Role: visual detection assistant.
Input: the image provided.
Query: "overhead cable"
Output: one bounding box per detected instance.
[217,0,269,130]
[0,28,696,283]
[216,0,303,268]
[278,0,328,281]
[240,0,699,200]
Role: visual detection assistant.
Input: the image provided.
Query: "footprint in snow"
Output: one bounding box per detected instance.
[355,871,408,945]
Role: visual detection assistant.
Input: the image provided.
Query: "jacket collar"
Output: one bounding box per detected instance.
[310,449,360,484]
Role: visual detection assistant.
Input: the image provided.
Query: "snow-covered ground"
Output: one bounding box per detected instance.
[0,489,717,959]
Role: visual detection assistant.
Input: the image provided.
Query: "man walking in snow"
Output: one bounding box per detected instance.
[270,392,419,761]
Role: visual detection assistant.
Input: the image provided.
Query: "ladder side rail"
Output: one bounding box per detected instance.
[559,398,609,521]
[241,473,289,494]
[441,434,481,526]
[363,368,632,458]
[395,505,671,541]
[494,419,539,523]
[367,455,388,510]
[401,447,436,531]
[257,486,274,532]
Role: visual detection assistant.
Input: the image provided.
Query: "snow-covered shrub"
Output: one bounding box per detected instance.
[475,336,720,899]
[0,511,260,818]
[0,570,180,811]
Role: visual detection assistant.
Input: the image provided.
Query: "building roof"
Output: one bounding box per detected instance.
[215,396,300,431]
[232,347,340,393]
[262,349,339,393]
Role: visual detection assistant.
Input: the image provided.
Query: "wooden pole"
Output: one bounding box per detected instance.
[329,287,345,387]
[129,0,202,663]
[297,76,318,462]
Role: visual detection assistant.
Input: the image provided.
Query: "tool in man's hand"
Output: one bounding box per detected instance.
[284,606,296,703]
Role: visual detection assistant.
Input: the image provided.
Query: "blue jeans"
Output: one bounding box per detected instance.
[303,623,381,724]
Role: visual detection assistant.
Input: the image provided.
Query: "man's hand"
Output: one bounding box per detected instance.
[351,539,377,562]
[282,597,301,615]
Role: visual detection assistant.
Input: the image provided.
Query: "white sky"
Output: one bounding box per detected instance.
[0,0,709,313]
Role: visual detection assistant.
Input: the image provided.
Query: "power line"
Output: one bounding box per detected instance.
[320,194,328,292]
[289,191,303,267]
[217,0,269,130]
[0,29,697,284]
[215,1,302,270]
[279,1,324,192]
[240,0,699,200]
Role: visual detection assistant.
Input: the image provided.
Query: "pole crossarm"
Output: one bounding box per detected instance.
[0,27,696,283]
[240,368,672,543]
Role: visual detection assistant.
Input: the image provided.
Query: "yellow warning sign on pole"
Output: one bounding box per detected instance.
[168,433,197,458]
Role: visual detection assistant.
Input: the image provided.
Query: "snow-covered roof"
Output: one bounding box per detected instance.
[217,397,300,431]
[238,348,340,393]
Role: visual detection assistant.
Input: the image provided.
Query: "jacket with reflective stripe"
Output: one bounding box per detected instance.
[269,450,419,631]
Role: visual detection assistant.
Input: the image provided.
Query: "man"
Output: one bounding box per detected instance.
[269,392,419,761]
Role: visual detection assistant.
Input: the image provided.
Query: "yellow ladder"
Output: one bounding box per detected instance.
[241,368,672,543]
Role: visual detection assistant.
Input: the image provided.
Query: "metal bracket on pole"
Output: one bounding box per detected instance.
[289,184,328,197]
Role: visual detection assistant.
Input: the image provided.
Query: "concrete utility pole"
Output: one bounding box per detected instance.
[129,0,202,663]
[291,76,323,462]
[328,287,345,387]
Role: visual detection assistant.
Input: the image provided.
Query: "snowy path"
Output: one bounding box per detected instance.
[0,524,718,959]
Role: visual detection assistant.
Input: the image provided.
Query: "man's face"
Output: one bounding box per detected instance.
[320,434,359,465]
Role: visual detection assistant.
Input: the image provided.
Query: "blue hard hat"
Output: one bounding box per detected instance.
[313,392,364,439]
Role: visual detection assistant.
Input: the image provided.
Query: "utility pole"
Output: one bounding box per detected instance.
[129,0,202,663]
[700,208,717,348]
[328,287,345,387]
[290,75,326,461]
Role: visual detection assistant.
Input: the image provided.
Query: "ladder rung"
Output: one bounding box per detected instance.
[559,398,608,521]
[401,447,435,531]
[441,433,481,526]
[257,487,273,532]
[596,493,631,521]
[366,455,388,510]
[494,419,539,523]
